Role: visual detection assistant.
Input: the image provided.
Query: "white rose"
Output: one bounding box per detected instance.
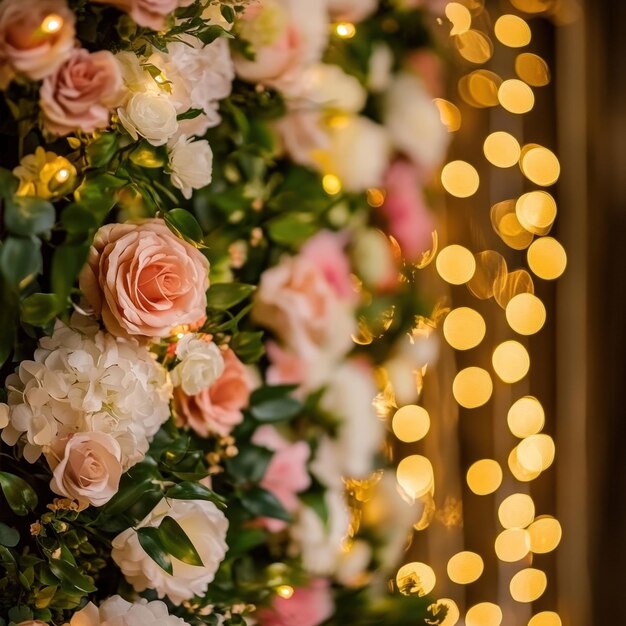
[304,63,366,114]
[368,42,393,92]
[327,0,378,22]
[290,489,350,576]
[112,498,228,605]
[351,228,397,291]
[170,335,224,395]
[66,595,191,626]
[118,92,178,146]
[336,540,372,586]
[384,72,449,172]
[319,115,391,192]
[168,136,214,200]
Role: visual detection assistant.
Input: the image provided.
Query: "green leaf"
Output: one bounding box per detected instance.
[21,293,61,326]
[51,242,90,302]
[60,203,99,234]
[165,482,227,508]
[225,527,267,557]
[230,331,265,364]
[0,279,17,367]
[0,472,38,515]
[267,212,318,246]
[225,444,273,484]
[196,24,233,45]
[300,490,329,526]
[205,283,255,310]
[249,386,302,423]
[158,516,203,567]
[163,208,204,245]
[177,108,204,121]
[75,173,126,217]
[4,196,55,236]
[137,527,173,575]
[240,486,291,522]
[86,133,119,168]
[49,559,96,593]
[0,523,19,548]
[0,236,41,287]
[0,168,18,199]
[99,477,159,519]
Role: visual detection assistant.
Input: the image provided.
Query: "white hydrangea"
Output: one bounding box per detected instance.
[170,334,224,395]
[0,316,172,468]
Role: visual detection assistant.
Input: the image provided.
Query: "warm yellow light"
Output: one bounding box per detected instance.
[495,528,531,562]
[397,455,434,499]
[514,439,544,473]
[520,145,560,186]
[528,516,562,554]
[276,585,294,599]
[498,493,535,529]
[447,551,484,584]
[443,307,486,350]
[335,22,356,38]
[392,405,430,443]
[396,561,436,596]
[528,612,562,626]
[453,367,493,409]
[508,396,545,438]
[518,434,555,471]
[323,174,342,195]
[468,250,508,300]
[527,237,567,280]
[498,79,535,114]
[516,53,551,87]
[465,602,503,626]
[491,200,534,251]
[367,188,385,207]
[510,0,553,14]
[510,568,547,602]
[454,30,494,64]
[41,13,63,34]
[516,191,557,235]
[434,98,462,132]
[508,446,542,482]
[494,269,535,309]
[461,70,502,108]
[506,293,546,335]
[176,332,186,340]
[445,2,472,35]
[467,459,503,495]
[494,15,532,48]
[441,161,480,198]
[436,245,476,284]
[483,132,521,168]
[430,598,461,626]
[55,167,70,182]
[492,340,530,383]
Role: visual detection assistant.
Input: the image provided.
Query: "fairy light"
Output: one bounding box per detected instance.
[40,13,63,34]
[55,168,70,182]
[335,22,356,38]
[276,585,294,599]
[322,174,342,195]
[446,551,484,584]
[154,73,167,85]
[509,568,547,602]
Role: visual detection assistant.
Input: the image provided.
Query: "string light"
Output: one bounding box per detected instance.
[322,174,342,195]
[447,551,484,584]
[466,459,503,495]
[465,602,503,626]
[453,367,493,408]
[498,493,535,529]
[275,585,294,599]
[40,13,63,34]
[510,568,548,602]
[335,22,356,38]
[55,168,70,182]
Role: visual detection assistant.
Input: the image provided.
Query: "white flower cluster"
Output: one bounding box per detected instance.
[0,316,172,469]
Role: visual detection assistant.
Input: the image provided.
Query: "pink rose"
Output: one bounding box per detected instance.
[79,219,209,341]
[91,0,192,31]
[301,231,356,302]
[252,425,311,532]
[407,49,444,97]
[274,108,329,169]
[174,348,252,438]
[265,341,307,388]
[327,0,377,22]
[40,48,123,136]
[0,0,75,88]
[46,432,123,509]
[257,579,334,626]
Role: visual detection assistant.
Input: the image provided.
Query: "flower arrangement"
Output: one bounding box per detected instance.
[0,0,450,624]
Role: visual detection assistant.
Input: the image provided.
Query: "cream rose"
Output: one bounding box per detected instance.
[171,335,224,396]
[112,498,228,605]
[79,219,209,341]
[327,0,378,22]
[118,92,178,146]
[40,48,123,136]
[46,432,123,509]
[168,136,214,199]
[91,0,191,32]
[0,0,75,88]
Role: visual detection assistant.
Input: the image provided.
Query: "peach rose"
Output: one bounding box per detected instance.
[46,432,123,509]
[0,0,76,88]
[327,0,378,22]
[174,348,252,437]
[79,219,209,341]
[257,579,334,626]
[252,425,311,532]
[40,48,123,136]
[91,0,192,31]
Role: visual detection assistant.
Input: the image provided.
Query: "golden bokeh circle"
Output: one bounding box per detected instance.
[484,132,521,168]
[434,98,462,132]
[520,145,560,186]
[492,340,530,383]
[453,367,493,408]
[508,446,542,482]
[397,455,434,499]
[459,70,502,108]
[443,307,486,350]
[494,269,535,309]
[494,15,532,48]
[454,30,494,64]
[468,250,508,299]
[441,161,480,197]
[466,602,503,626]
[431,598,461,626]
[446,2,472,35]
[498,79,535,114]
[498,493,535,529]
[467,459,503,495]
[436,244,477,284]
[506,293,547,335]
[495,528,531,562]
[528,516,562,554]
[510,568,548,603]
[518,434,555,470]
[447,551,484,584]
[510,0,554,14]
[392,405,431,443]
[516,53,551,86]
[527,237,567,280]
[528,612,562,626]
[516,191,557,234]
[508,396,545,438]
[396,561,437,596]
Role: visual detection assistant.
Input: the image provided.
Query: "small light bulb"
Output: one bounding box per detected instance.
[176,333,185,340]
[154,73,166,84]
[56,168,70,182]
[323,174,342,195]
[335,22,356,38]
[41,14,63,34]
[276,585,294,599]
